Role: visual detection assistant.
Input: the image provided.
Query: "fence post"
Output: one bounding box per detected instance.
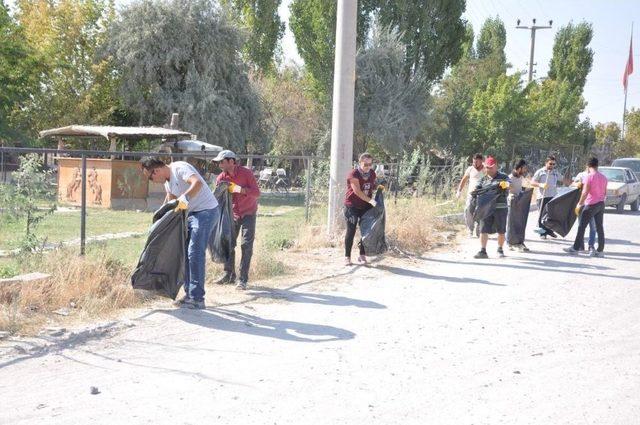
[305,157,313,222]
[80,154,87,256]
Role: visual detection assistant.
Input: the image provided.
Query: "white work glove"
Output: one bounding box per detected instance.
[176,194,189,211]
[368,198,377,208]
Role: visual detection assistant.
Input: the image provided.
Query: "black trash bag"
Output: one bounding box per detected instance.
[208,182,236,263]
[360,188,387,255]
[472,185,500,222]
[507,188,533,245]
[541,187,581,237]
[131,200,187,299]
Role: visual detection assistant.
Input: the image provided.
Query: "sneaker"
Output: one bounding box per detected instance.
[519,243,530,253]
[539,234,547,240]
[357,255,367,264]
[182,299,206,309]
[547,231,558,239]
[563,247,580,254]
[235,279,248,290]
[173,295,191,307]
[497,248,506,258]
[474,249,488,259]
[592,251,604,258]
[344,257,353,266]
[508,244,515,251]
[215,273,236,285]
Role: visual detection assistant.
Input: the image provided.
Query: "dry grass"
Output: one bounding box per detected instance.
[385,197,454,254]
[0,249,139,335]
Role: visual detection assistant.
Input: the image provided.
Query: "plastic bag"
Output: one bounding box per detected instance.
[541,187,581,237]
[360,188,387,255]
[131,200,186,299]
[208,182,235,263]
[472,185,500,222]
[507,188,533,245]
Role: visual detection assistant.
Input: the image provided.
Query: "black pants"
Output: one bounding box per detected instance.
[537,196,554,235]
[344,206,369,257]
[573,202,605,252]
[224,214,256,282]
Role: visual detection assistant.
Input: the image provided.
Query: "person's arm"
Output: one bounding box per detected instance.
[457,174,469,196]
[349,178,373,203]
[164,192,177,204]
[578,181,590,206]
[240,169,260,199]
[182,174,203,199]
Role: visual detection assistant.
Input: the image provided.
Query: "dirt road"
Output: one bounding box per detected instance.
[2,211,640,424]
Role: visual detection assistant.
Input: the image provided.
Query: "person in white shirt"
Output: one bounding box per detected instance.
[456,153,485,237]
[531,155,562,239]
[141,157,219,309]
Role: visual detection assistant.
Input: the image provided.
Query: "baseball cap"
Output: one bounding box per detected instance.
[213,150,236,162]
[484,156,497,167]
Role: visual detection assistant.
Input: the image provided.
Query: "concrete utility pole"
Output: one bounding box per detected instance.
[327,0,357,234]
[516,19,553,83]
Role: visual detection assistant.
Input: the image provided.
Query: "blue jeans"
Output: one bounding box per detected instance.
[587,217,596,248]
[184,207,219,301]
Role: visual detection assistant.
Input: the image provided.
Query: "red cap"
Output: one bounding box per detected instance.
[485,156,497,167]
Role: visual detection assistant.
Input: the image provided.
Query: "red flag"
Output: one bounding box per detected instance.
[623,34,634,92]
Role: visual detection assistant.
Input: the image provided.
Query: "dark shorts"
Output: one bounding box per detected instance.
[480,208,508,235]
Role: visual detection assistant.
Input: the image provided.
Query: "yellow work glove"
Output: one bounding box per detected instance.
[541,182,548,190]
[175,194,189,211]
[499,181,509,190]
[574,205,581,216]
[377,184,385,192]
[228,182,243,194]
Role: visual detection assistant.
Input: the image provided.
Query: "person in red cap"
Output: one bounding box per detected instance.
[472,156,510,259]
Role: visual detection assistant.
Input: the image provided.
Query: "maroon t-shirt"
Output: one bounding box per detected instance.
[344,168,377,210]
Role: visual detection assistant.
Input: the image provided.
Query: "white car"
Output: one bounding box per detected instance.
[599,167,640,213]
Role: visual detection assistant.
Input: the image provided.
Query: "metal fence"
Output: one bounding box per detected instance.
[0,146,322,255]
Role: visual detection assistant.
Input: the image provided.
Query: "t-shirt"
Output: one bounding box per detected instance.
[465,166,485,195]
[584,171,608,206]
[476,171,509,209]
[164,161,218,212]
[532,167,561,198]
[508,173,524,195]
[344,168,377,210]
[574,171,588,184]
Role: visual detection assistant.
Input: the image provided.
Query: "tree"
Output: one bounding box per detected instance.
[476,16,507,74]
[548,22,594,94]
[221,0,284,73]
[254,67,322,155]
[375,0,467,82]
[0,154,56,252]
[0,1,42,141]
[14,0,122,138]
[593,122,620,164]
[469,74,529,159]
[354,27,428,157]
[107,0,264,153]
[619,109,640,158]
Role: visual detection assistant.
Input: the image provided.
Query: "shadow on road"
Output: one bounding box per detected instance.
[154,307,356,343]
[246,287,386,309]
[374,264,506,287]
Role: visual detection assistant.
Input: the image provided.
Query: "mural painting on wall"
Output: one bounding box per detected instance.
[88,167,103,205]
[64,167,103,205]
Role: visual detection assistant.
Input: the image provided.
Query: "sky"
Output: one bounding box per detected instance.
[278,0,640,127]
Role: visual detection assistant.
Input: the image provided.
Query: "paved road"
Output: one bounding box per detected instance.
[1,210,640,424]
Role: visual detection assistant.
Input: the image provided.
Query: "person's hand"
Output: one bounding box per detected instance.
[456,189,461,199]
[228,182,243,194]
[541,182,548,190]
[377,184,385,192]
[574,205,582,216]
[499,181,509,190]
[368,198,377,208]
[175,194,189,211]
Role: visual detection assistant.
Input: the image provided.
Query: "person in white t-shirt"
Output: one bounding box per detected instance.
[141,157,219,309]
[456,153,486,237]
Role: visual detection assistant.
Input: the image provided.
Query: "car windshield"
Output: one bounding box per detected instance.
[600,168,625,182]
[611,160,640,172]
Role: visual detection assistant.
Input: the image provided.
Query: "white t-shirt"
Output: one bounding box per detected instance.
[164,161,218,212]
[465,165,486,195]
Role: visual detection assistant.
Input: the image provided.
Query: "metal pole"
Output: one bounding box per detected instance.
[622,88,628,141]
[305,157,312,222]
[327,0,357,234]
[80,154,87,256]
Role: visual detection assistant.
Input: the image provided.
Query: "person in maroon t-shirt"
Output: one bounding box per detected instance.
[214,150,261,290]
[344,153,378,266]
